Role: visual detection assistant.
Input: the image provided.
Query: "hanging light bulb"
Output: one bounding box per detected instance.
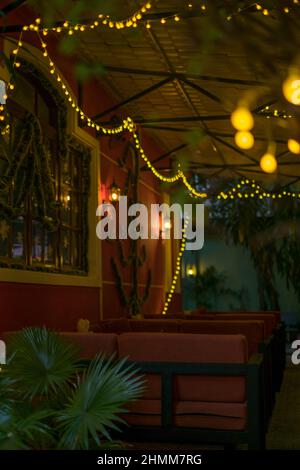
[288,138,300,154]
[260,152,277,174]
[234,131,254,149]
[163,219,172,230]
[282,73,300,105]
[231,106,254,131]
[109,180,121,202]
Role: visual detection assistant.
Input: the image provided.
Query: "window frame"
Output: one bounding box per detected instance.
[0,49,100,286]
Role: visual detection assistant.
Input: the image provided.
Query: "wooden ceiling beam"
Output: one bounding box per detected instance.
[133,115,231,124]
[141,143,188,171]
[0,0,27,17]
[102,65,263,86]
[141,124,287,144]
[181,77,223,105]
[92,77,172,121]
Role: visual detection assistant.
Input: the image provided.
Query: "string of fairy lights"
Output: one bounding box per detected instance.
[3,27,300,199]
[217,179,300,200]
[162,218,188,316]
[5,1,300,37]
[2,2,300,314]
[1,3,300,197]
[258,106,293,120]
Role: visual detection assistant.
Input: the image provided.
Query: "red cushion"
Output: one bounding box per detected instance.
[130,319,179,333]
[59,332,118,359]
[144,313,186,319]
[100,318,131,334]
[118,333,247,403]
[184,314,216,320]
[124,399,246,430]
[215,311,280,324]
[180,320,264,357]
[213,314,276,338]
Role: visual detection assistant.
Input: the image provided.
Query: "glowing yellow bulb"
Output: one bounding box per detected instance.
[146,22,151,28]
[231,106,254,131]
[164,220,172,230]
[174,15,180,21]
[161,18,166,24]
[234,131,254,150]
[288,138,300,154]
[282,74,300,105]
[260,153,277,174]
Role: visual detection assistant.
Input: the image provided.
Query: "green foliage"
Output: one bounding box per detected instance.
[0,327,144,450]
[184,129,205,149]
[210,184,300,308]
[188,265,248,310]
[7,327,79,398]
[74,62,106,82]
[57,356,143,449]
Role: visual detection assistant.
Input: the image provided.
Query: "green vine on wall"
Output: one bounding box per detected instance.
[110,140,152,317]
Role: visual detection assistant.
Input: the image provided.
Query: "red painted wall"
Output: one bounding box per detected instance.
[0,5,168,329]
[0,282,100,333]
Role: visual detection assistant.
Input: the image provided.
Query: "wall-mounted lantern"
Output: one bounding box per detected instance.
[186,264,197,278]
[109,180,121,202]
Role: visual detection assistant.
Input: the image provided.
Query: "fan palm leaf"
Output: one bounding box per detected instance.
[6,327,79,399]
[56,354,145,449]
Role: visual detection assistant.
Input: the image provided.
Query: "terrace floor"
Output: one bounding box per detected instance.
[267,362,300,450]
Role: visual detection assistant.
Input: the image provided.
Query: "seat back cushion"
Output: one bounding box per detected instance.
[213,313,276,338]
[180,320,264,357]
[60,332,118,359]
[99,318,131,334]
[144,313,186,319]
[118,333,247,403]
[129,319,179,333]
[183,313,216,320]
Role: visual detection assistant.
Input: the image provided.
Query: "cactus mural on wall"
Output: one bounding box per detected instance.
[110,138,151,317]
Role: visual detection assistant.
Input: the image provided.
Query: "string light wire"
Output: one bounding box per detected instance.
[162,217,188,315]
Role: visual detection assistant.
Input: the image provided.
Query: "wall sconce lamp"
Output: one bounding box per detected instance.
[159,216,172,237]
[163,219,172,230]
[109,180,121,202]
[186,264,197,277]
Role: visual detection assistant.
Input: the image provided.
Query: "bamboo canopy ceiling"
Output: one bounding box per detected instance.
[5,0,300,186]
